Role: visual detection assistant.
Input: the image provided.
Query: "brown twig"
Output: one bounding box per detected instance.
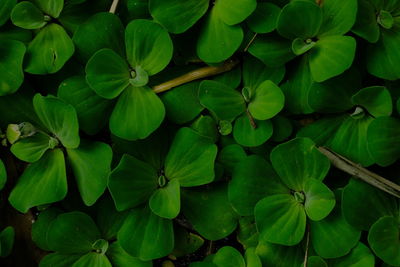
[318,147,400,198]
[246,109,257,129]
[152,59,240,94]
[109,0,119,14]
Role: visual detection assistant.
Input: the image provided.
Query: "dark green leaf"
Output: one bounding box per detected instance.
[0,226,14,257]
[11,1,46,29]
[107,241,152,267]
[149,179,180,219]
[247,3,281,34]
[351,86,392,117]
[214,0,256,26]
[233,114,273,147]
[0,39,25,96]
[10,132,52,163]
[0,0,16,26]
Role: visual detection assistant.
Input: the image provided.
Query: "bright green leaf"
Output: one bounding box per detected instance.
[303,178,336,221]
[32,0,64,18]
[352,86,392,117]
[214,0,257,26]
[11,1,46,29]
[318,0,357,36]
[233,114,273,147]
[149,179,180,219]
[247,3,281,34]
[10,132,52,163]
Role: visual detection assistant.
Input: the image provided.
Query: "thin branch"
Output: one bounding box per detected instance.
[318,147,400,198]
[246,109,257,129]
[109,0,120,14]
[152,59,240,94]
[303,225,310,267]
[244,33,258,52]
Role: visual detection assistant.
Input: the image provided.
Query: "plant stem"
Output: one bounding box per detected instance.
[246,109,257,129]
[244,33,258,52]
[109,0,119,14]
[152,59,240,94]
[318,146,400,198]
[303,225,310,267]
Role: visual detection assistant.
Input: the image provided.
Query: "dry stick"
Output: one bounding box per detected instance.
[109,0,119,14]
[246,109,257,129]
[244,33,258,52]
[153,59,240,94]
[318,146,400,198]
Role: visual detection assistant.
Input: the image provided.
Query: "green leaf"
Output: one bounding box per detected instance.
[214,0,257,26]
[72,253,111,267]
[237,217,259,249]
[244,247,262,267]
[33,93,80,149]
[218,144,246,174]
[243,56,285,90]
[255,194,306,246]
[330,242,375,267]
[161,81,204,124]
[305,256,327,267]
[368,216,400,266]
[318,0,357,36]
[271,115,293,142]
[108,154,158,211]
[32,208,62,250]
[67,141,112,206]
[367,116,400,166]
[149,179,180,219]
[270,137,330,191]
[25,23,74,74]
[107,242,152,267]
[0,159,6,191]
[191,115,218,142]
[212,246,245,267]
[86,48,130,99]
[292,37,317,56]
[58,76,114,135]
[10,132,52,163]
[8,149,67,213]
[0,226,14,257]
[248,80,284,121]
[11,1,46,29]
[342,179,399,231]
[0,39,25,96]
[303,178,335,221]
[172,227,204,258]
[118,206,174,261]
[351,0,380,43]
[367,27,400,80]
[229,155,288,216]
[199,80,245,121]
[233,114,273,147]
[165,127,217,187]
[32,0,64,18]
[149,0,209,34]
[47,211,101,254]
[0,0,16,26]
[72,12,125,62]
[39,253,81,267]
[110,86,165,140]
[248,34,295,67]
[247,3,281,34]
[351,86,392,117]
[125,19,173,76]
[309,35,356,82]
[256,241,303,267]
[277,0,322,39]
[310,191,361,258]
[182,184,239,241]
[197,9,243,63]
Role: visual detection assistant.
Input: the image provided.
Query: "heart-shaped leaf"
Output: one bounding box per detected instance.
[247,3,281,34]
[33,93,80,149]
[214,0,256,26]
[24,23,74,74]
[11,1,46,29]
[277,0,322,39]
[109,86,165,140]
[367,116,400,166]
[199,80,245,121]
[86,48,131,99]
[303,178,336,221]
[32,0,64,18]
[67,140,112,206]
[10,131,53,163]
[352,86,392,117]
[270,137,330,191]
[0,39,25,96]
[248,80,284,121]
[309,35,356,82]
[8,149,67,213]
[149,0,209,34]
[255,194,306,246]
[108,154,158,211]
[318,0,357,36]
[368,216,400,266]
[149,179,180,219]
[47,211,101,254]
[118,206,174,261]
[125,19,173,76]
[233,114,273,147]
[165,127,217,187]
[212,246,245,267]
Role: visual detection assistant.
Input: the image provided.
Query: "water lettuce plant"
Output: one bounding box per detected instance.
[0,0,400,266]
